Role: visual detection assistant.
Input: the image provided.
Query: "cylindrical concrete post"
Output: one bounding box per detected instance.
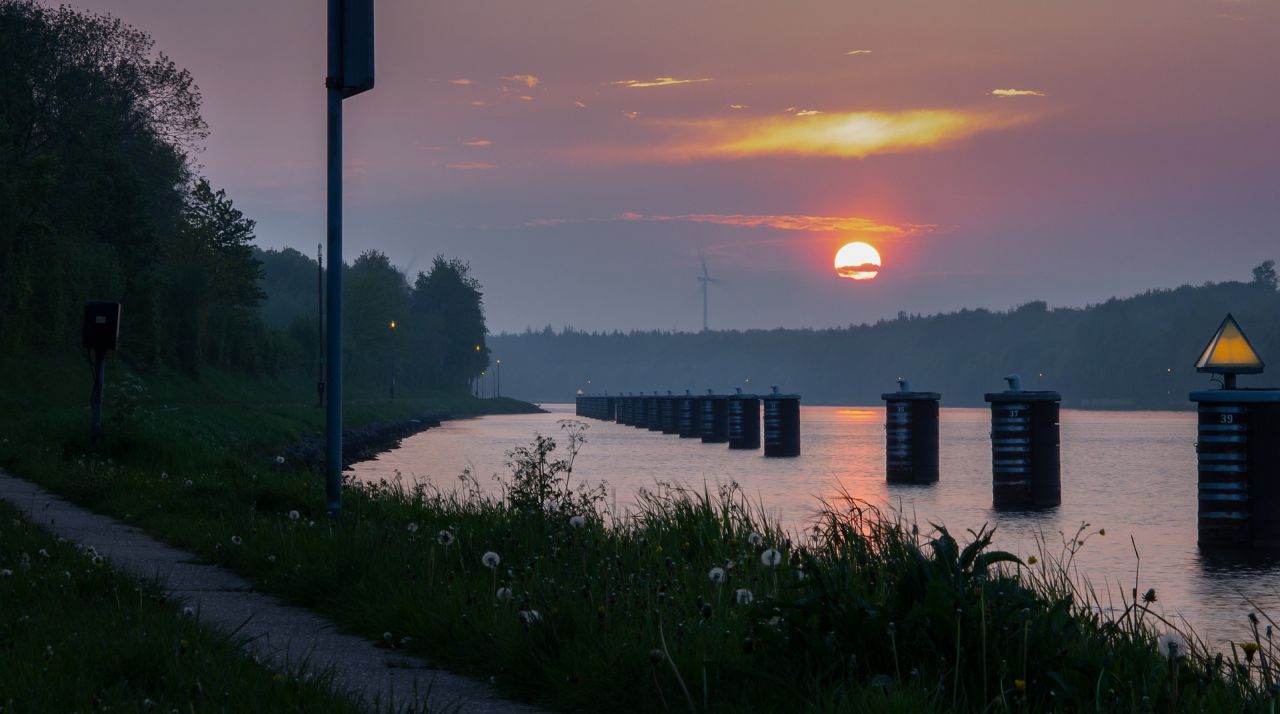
[984,375,1061,508]
[881,380,940,483]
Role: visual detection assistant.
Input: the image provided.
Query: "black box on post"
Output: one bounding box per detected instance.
[82,301,122,351]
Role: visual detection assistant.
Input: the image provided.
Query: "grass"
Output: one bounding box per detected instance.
[3,352,1279,712]
[0,500,367,712]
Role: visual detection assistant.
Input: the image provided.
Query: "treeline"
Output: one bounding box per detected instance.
[0,1,488,394]
[490,263,1280,409]
[259,248,489,394]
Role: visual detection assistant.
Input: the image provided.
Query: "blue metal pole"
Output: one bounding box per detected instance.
[325,0,344,517]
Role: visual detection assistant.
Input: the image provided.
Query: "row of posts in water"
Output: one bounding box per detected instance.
[575,387,802,457]
[580,375,1280,551]
[887,375,1280,551]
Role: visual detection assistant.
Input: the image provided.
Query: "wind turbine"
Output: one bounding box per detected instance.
[697,253,721,332]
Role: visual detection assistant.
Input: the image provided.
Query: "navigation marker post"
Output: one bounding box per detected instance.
[1189,314,1280,549]
[325,0,375,517]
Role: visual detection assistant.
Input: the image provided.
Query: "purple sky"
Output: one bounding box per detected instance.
[81,0,1280,333]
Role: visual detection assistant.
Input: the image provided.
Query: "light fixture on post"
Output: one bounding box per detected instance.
[1195,313,1264,390]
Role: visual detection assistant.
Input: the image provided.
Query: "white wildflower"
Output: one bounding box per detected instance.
[288,510,300,521]
[519,609,542,624]
[735,588,754,605]
[747,532,763,546]
[182,606,196,617]
[1159,631,1187,659]
[37,549,49,559]
[496,587,513,601]
[436,530,455,546]
[708,567,726,584]
[760,548,782,567]
[406,522,419,534]
[274,456,285,465]
[482,551,500,568]
[0,569,11,577]
[568,515,586,529]
[230,536,242,546]
[382,631,392,641]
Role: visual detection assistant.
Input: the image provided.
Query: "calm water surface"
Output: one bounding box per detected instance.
[352,404,1280,647]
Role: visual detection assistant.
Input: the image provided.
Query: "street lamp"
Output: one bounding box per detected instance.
[495,358,501,399]
[388,320,397,400]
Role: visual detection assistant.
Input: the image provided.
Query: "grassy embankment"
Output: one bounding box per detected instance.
[2,352,1278,712]
[0,498,369,712]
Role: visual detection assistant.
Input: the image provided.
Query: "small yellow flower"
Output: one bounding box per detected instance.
[1027,555,1038,565]
[1241,642,1261,661]
[1014,679,1026,692]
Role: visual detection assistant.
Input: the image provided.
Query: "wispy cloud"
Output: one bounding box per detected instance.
[729,104,748,110]
[991,88,1046,97]
[845,49,872,56]
[503,74,540,88]
[471,100,488,107]
[447,161,496,170]
[612,77,712,89]
[528,213,931,236]
[620,212,927,234]
[652,109,1024,160]
[574,100,587,108]
[785,107,823,117]
[623,110,639,119]
[448,78,473,85]
[462,139,493,147]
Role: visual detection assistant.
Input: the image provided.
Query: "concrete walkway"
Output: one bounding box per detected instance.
[0,469,541,714]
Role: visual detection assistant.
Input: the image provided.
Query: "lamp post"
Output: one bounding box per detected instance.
[324,0,375,518]
[388,320,396,400]
[495,358,501,399]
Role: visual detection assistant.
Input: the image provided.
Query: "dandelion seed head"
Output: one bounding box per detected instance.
[288,510,300,521]
[230,536,242,546]
[274,456,285,465]
[735,588,753,605]
[519,609,542,624]
[496,587,513,601]
[708,566,726,584]
[406,522,419,534]
[747,532,763,546]
[482,551,501,568]
[1159,631,1187,659]
[437,530,455,546]
[760,548,782,567]
[568,515,586,529]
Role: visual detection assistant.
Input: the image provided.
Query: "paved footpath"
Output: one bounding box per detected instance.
[0,469,541,714]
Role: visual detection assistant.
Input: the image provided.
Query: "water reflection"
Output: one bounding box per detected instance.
[351,404,1280,648]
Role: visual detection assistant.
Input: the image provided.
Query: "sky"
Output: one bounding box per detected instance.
[81,0,1280,334]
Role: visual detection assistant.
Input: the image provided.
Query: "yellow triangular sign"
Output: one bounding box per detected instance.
[1196,314,1264,374]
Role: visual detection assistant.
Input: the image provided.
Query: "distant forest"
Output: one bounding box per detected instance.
[490,264,1280,409]
[0,1,489,395]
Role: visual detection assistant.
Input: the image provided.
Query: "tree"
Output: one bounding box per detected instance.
[408,256,489,393]
[1252,260,1277,291]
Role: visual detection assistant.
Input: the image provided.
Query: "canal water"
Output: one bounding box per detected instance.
[351,404,1280,648]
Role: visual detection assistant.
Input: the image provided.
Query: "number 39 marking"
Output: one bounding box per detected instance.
[1220,414,1234,424]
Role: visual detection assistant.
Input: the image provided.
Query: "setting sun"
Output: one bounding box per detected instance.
[834,242,882,280]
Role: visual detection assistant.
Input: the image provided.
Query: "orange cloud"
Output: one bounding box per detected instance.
[991,88,1045,97]
[462,139,493,147]
[574,100,587,108]
[471,100,488,107]
[613,77,712,88]
[729,104,748,110]
[623,110,639,119]
[447,161,495,170]
[661,109,1028,159]
[617,212,928,235]
[448,78,473,85]
[503,74,540,88]
[845,49,872,55]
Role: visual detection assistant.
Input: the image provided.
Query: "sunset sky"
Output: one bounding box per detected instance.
[83,0,1279,333]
